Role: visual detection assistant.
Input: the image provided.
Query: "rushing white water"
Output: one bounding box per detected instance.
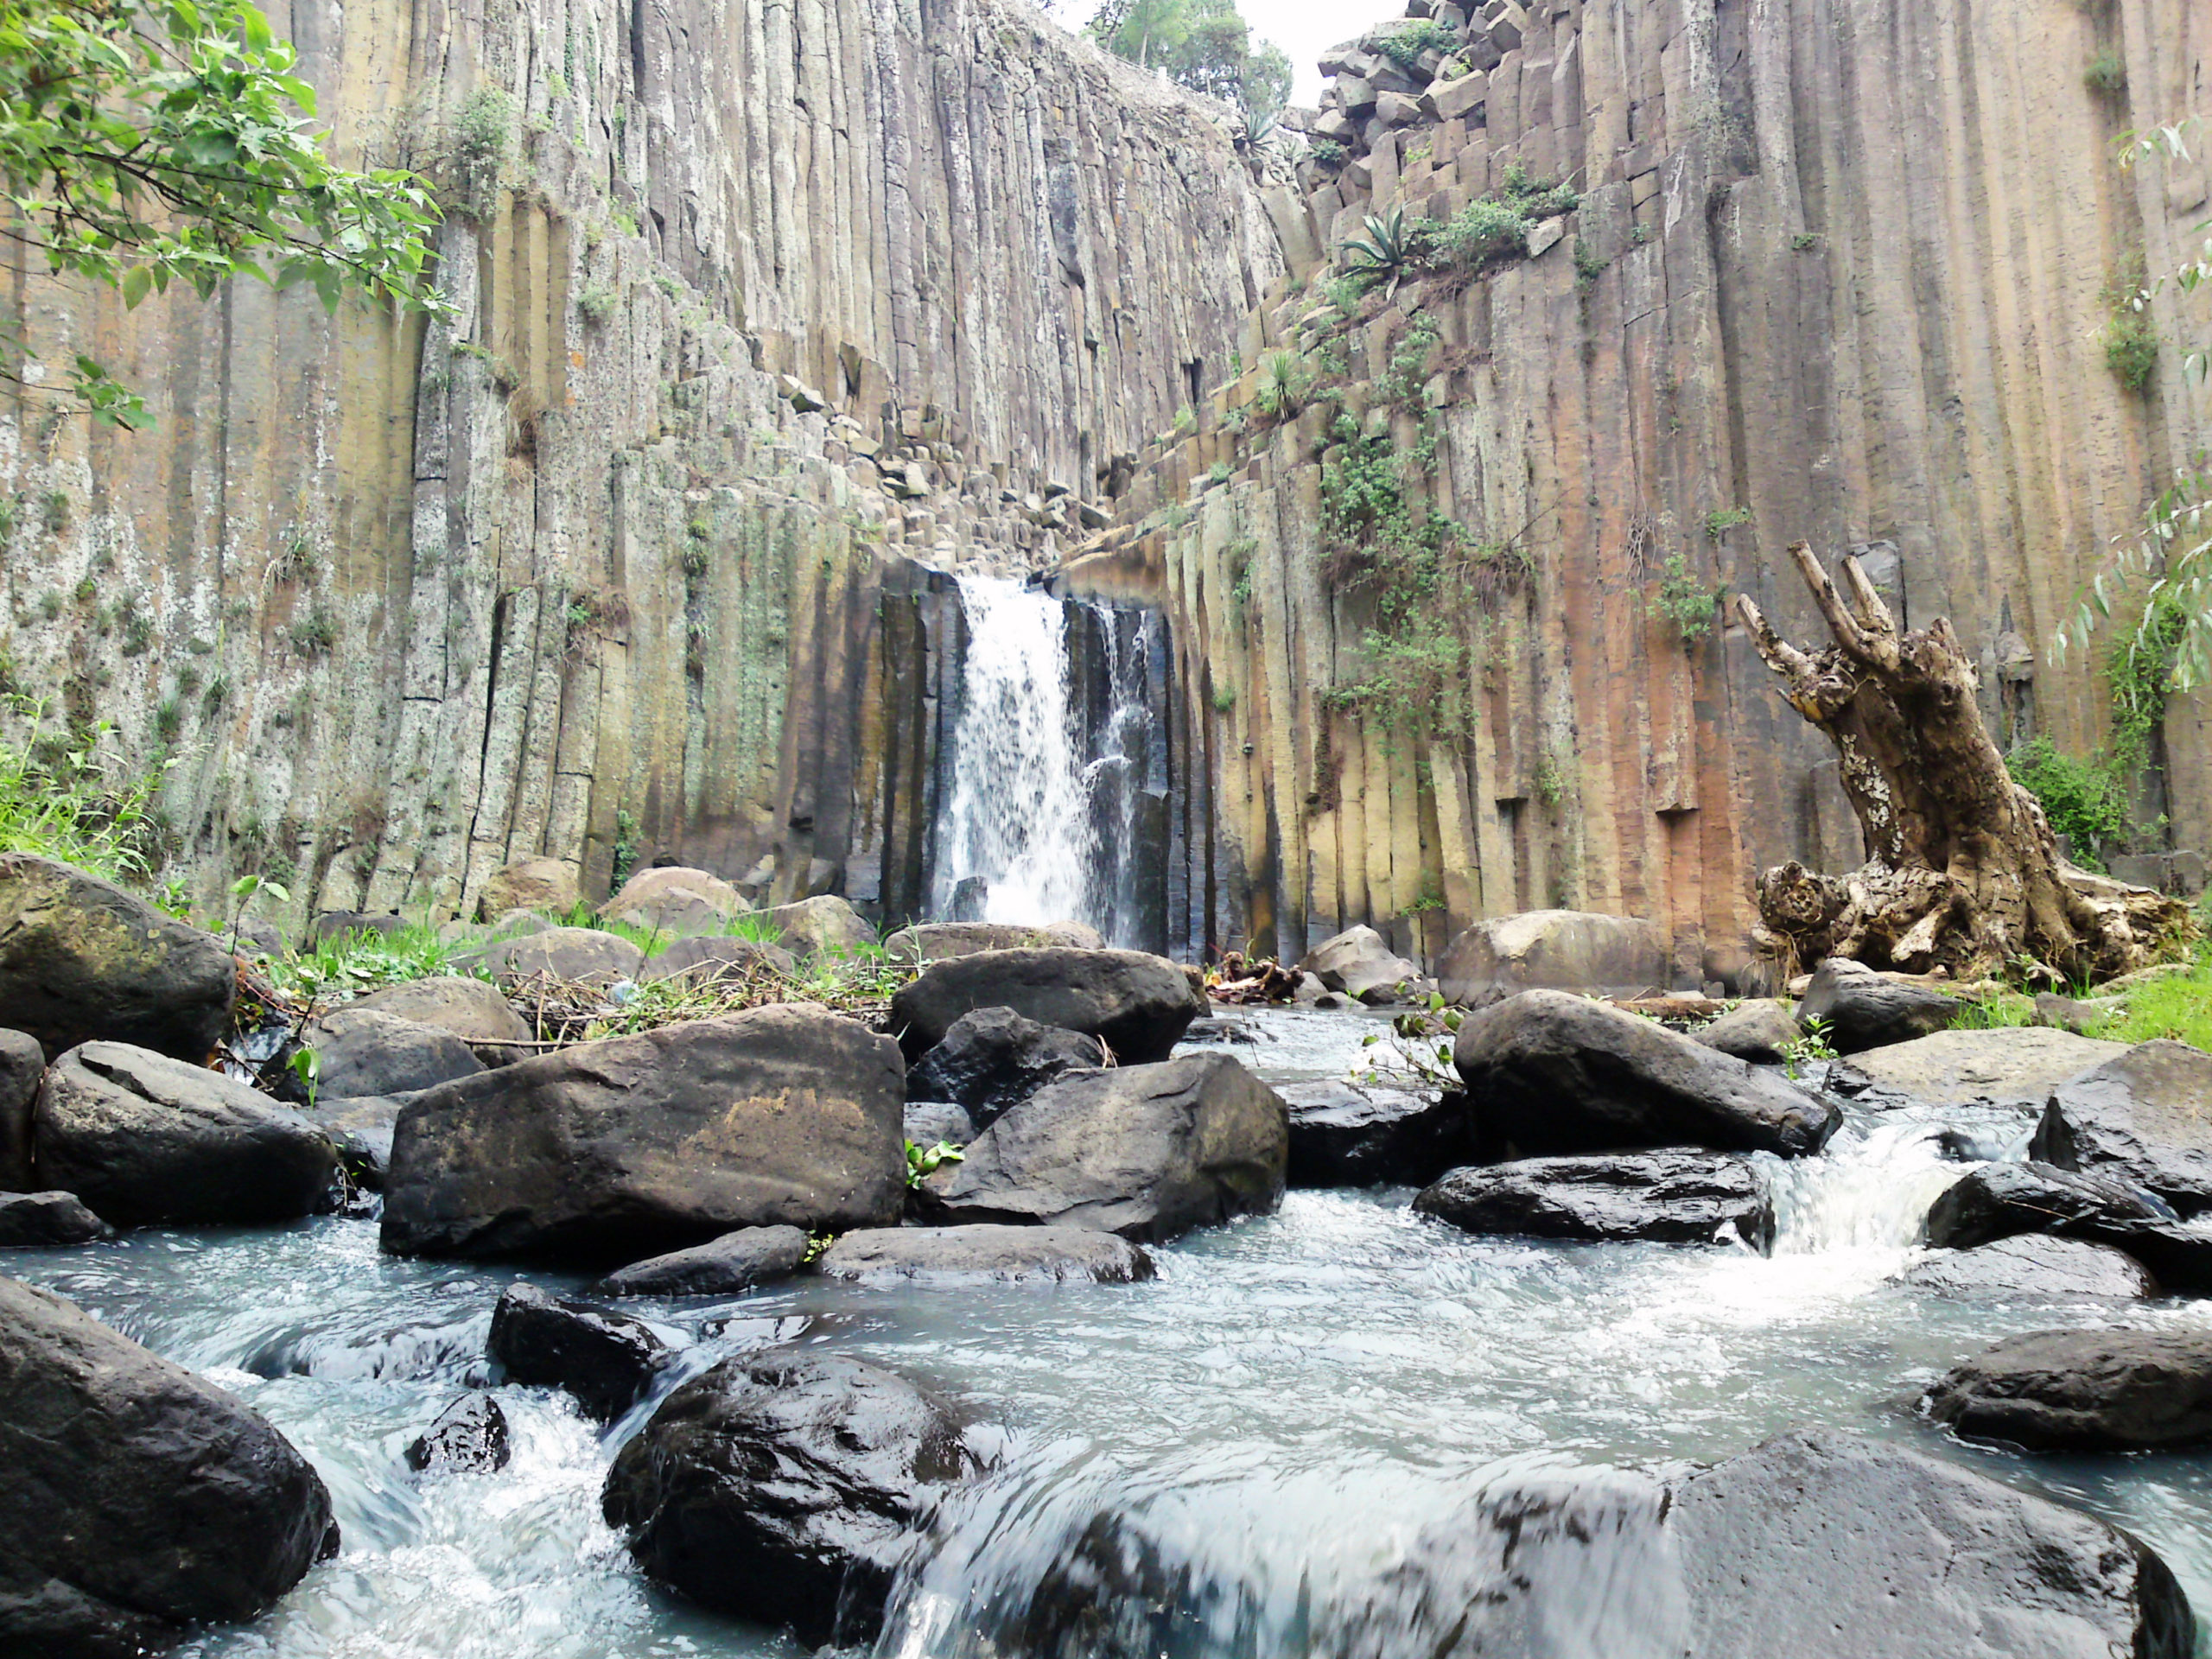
[12,1014,2212,1657]
[931,577,1093,927]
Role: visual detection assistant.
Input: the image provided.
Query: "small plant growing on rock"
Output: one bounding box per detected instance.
[1254,348,1314,423]
[1647,552,1726,643]
[1308,138,1346,168]
[577,280,620,326]
[1377,19,1459,70]
[289,610,337,657]
[1704,505,1754,540]
[905,1139,963,1187]
[2083,49,2126,96]
[1343,208,1421,295]
[1780,1015,1838,1080]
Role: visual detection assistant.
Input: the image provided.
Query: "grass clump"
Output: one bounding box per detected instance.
[0,710,173,883]
[2098,952,2212,1050]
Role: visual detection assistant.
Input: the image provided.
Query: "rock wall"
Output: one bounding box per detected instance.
[1059,0,2212,981]
[0,0,1280,925]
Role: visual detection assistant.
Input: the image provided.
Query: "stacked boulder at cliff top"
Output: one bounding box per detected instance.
[891,948,1202,1064]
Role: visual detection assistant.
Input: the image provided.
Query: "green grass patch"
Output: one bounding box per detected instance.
[0,710,172,885]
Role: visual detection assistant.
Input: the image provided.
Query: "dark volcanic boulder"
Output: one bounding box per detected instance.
[817,1224,1156,1285]
[596,1225,811,1297]
[381,1006,904,1262]
[602,1349,976,1646]
[0,1191,114,1248]
[905,1007,1104,1128]
[299,1007,486,1100]
[2032,1040,2212,1216]
[915,1054,1287,1242]
[1923,1161,2212,1292]
[349,976,536,1065]
[1926,1330,2212,1452]
[1414,1151,1774,1249]
[486,1284,671,1421]
[35,1041,338,1227]
[1671,1427,2191,1656]
[404,1393,512,1474]
[889,948,1202,1065]
[0,854,236,1063]
[1796,957,1959,1052]
[1693,999,1801,1063]
[1281,1079,1471,1186]
[0,1027,41,1189]
[0,1276,337,1654]
[1900,1235,2157,1299]
[1451,989,1839,1158]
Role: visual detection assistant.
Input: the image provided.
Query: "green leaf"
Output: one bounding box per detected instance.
[120,265,152,308]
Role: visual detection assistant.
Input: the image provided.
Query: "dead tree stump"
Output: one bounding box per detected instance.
[1736,543,2194,984]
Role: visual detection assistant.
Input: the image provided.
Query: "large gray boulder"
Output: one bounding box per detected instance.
[1922,1161,2212,1291]
[890,948,1202,1065]
[817,1224,1155,1286]
[34,1042,338,1227]
[0,1027,41,1189]
[1849,1027,2128,1106]
[598,867,742,936]
[763,894,874,959]
[297,1007,485,1100]
[905,1007,1103,1128]
[349,976,535,1065]
[1414,1151,1774,1249]
[1693,999,1800,1064]
[476,856,579,923]
[596,1225,811,1297]
[1435,909,1668,1007]
[0,1191,113,1248]
[0,854,236,1063]
[1451,989,1839,1158]
[602,1349,976,1646]
[915,1054,1287,1242]
[1296,925,1424,1005]
[0,1276,338,1655]
[883,921,1104,962]
[1926,1330,2212,1452]
[2032,1040,2212,1215]
[1669,1427,2191,1656]
[381,1007,905,1262]
[1281,1079,1471,1187]
[476,925,645,987]
[1796,957,1958,1052]
[1899,1235,2157,1300]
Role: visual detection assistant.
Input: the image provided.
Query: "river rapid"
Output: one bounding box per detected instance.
[10,1007,2212,1657]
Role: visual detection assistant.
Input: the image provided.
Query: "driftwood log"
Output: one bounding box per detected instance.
[1736,543,2194,985]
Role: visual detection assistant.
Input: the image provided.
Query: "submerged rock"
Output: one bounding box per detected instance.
[817,1224,1155,1285]
[0,1276,338,1655]
[381,1006,904,1262]
[404,1393,512,1474]
[905,1007,1103,1128]
[1899,1235,2157,1300]
[34,1041,338,1227]
[2031,1040,2212,1215]
[915,1053,1287,1242]
[299,1007,486,1100]
[1922,1161,2212,1292]
[1926,1329,2212,1452]
[486,1284,671,1421]
[890,948,1202,1065]
[1451,989,1839,1158]
[602,1349,976,1646]
[0,854,236,1064]
[1795,957,1958,1052]
[596,1225,812,1297]
[0,1191,114,1248]
[0,1027,41,1190]
[1281,1079,1471,1187]
[1414,1151,1774,1249]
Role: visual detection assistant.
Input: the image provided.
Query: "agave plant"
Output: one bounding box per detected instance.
[1341,208,1421,297]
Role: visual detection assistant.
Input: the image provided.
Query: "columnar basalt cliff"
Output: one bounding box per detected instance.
[0,0,1279,924]
[1058,0,2211,980]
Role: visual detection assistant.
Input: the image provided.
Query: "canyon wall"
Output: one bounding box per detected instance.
[1061,0,2212,981]
[0,0,1279,924]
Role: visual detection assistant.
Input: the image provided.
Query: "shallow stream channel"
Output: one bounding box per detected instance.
[11,1007,2212,1657]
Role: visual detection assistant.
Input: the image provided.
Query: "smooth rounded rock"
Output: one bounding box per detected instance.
[1414,1150,1774,1249]
[1900,1235,2157,1299]
[905,1006,1103,1128]
[596,1225,811,1297]
[904,1101,978,1147]
[762,894,876,959]
[349,977,536,1065]
[0,1027,41,1190]
[883,921,1104,962]
[1796,957,1958,1053]
[477,857,579,923]
[891,948,1203,1065]
[640,934,797,986]
[1296,925,1425,1005]
[476,925,645,988]
[1850,1027,2129,1106]
[486,1284,671,1420]
[0,1191,114,1248]
[1693,999,1800,1064]
[298,1007,486,1100]
[817,1224,1156,1284]
[1927,1329,2212,1451]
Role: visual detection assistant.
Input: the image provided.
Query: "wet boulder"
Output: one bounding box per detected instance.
[477,856,579,923]
[817,1224,1155,1285]
[319,1094,408,1192]
[1296,925,1425,1005]
[298,1007,486,1100]
[34,1042,338,1227]
[349,976,536,1065]
[905,1007,1104,1128]
[640,935,798,986]
[596,1225,811,1297]
[486,1284,671,1421]
[2031,1040,2212,1216]
[404,1393,512,1474]
[1280,1079,1471,1187]
[0,1027,41,1189]
[1926,1329,2212,1452]
[1434,908,1669,1007]
[476,925,645,988]
[890,948,1203,1065]
[0,1276,338,1655]
[1922,1161,2212,1292]
[0,854,236,1064]
[1414,1150,1775,1249]
[602,1349,977,1646]
[381,1006,905,1262]
[1848,1027,2127,1106]
[1796,957,1959,1052]
[1451,989,1839,1158]
[1899,1235,2157,1300]
[915,1054,1287,1242]
[1693,999,1800,1064]
[1670,1427,2192,1656]
[883,921,1103,962]
[0,1191,113,1248]
[763,894,874,959]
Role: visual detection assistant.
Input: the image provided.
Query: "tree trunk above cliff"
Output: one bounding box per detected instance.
[1736,543,2194,985]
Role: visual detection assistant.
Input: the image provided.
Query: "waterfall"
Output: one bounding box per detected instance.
[931,575,1166,945]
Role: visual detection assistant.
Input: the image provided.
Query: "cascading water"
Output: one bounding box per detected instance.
[931,575,1166,946]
